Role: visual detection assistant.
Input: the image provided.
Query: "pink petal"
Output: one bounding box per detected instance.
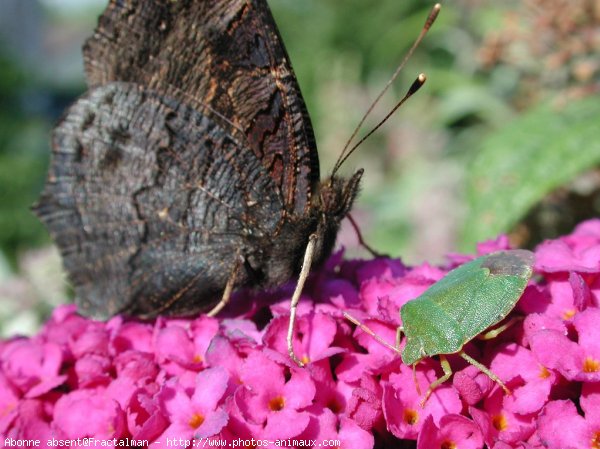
[383,362,462,440]
[262,408,310,440]
[453,365,493,405]
[154,326,199,369]
[53,390,126,438]
[281,369,316,409]
[0,373,19,433]
[338,416,375,449]
[111,321,154,353]
[417,414,484,449]
[537,400,589,449]
[191,367,230,411]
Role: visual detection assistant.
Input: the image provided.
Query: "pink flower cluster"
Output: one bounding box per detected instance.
[1,220,600,448]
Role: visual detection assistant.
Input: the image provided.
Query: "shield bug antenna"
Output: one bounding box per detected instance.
[346,250,535,406]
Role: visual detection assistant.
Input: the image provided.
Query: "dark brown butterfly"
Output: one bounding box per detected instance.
[34,0,435,364]
[35,0,361,319]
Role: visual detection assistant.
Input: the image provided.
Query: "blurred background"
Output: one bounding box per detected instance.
[1,0,599,336]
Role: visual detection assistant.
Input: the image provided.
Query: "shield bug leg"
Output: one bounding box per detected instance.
[459,350,510,395]
[288,234,318,367]
[207,253,243,317]
[343,312,402,354]
[477,316,523,341]
[412,364,422,396]
[420,355,453,407]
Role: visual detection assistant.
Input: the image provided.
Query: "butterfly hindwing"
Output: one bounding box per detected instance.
[36,82,283,317]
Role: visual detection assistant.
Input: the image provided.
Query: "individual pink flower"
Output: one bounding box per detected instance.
[345,373,385,432]
[337,416,376,449]
[73,353,112,388]
[476,235,512,254]
[220,318,263,343]
[69,322,110,358]
[0,339,67,397]
[536,397,600,449]
[4,399,52,441]
[535,219,600,273]
[153,316,218,375]
[529,307,600,381]
[417,414,484,449]
[359,266,440,322]
[382,360,462,440]
[53,389,126,438]
[113,349,159,382]
[127,387,169,441]
[453,364,494,405]
[298,405,374,449]
[157,366,229,441]
[336,317,398,382]
[110,320,154,353]
[234,350,314,440]
[262,312,343,365]
[205,335,247,394]
[489,343,556,414]
[532,276,592,321]
[469,388,536,447]
[39,304,89,351]
[354,256,406,284]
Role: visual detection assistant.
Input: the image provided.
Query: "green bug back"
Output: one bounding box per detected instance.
[400,250,534,365]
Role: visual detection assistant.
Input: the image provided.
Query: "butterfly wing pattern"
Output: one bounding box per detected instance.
[35,0,362,318]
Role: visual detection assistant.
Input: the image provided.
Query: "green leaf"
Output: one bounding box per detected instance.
[460,96,600,249]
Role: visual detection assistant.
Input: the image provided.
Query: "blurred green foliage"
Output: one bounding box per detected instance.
[462,96,600,248]
[0,52,51,265]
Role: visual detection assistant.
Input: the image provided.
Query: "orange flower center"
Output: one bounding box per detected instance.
[562,309,576,320]
[269,396,285,411]
[583,357,600,373]
[492,414,508,431]
[193,354,203,363]
[403,409,419,426]
[189,412,205,429]
[1,402,16,417]
[441,441,457,449]
[591,430,600,449]
[539,366,551,379]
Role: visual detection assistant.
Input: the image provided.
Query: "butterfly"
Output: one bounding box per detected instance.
[34,0,361,334]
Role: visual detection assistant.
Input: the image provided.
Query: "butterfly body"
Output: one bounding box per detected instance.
[35,0,362,318]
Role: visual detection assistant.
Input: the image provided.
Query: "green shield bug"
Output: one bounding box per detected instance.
[345,249,535,405]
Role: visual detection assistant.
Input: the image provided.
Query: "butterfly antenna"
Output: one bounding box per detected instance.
[332,3,441,175]
[333,74,426,173]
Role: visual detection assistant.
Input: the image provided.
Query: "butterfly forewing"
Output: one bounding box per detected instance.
[83,0,319,214]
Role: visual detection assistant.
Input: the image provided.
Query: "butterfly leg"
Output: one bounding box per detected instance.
[459,350,510,395]
[287,234,317,367]
[347,214,382,257]
[207,255,242,317]
[420,354,453,407]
